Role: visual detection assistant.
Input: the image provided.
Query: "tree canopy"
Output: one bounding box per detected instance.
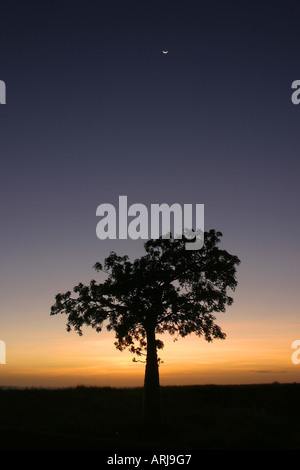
[50,229,240,425]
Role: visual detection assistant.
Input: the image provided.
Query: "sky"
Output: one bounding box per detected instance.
[0,0,299,387]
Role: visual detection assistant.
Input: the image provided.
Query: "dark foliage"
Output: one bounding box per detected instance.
[50,230,240,425]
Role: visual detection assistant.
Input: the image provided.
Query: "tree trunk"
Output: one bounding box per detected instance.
[143,326,162,428]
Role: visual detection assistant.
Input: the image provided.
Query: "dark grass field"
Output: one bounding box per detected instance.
[0,382,300,451]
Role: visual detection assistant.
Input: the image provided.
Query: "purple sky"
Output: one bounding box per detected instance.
[0,0,299,386]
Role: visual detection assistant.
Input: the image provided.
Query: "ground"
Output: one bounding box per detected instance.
[0,383,299,450]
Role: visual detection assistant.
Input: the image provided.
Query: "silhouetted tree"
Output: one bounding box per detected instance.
[50,230,240,428]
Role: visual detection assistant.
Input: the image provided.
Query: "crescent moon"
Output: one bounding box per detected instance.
[162,50,168,54]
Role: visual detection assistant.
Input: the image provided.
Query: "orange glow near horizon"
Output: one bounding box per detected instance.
[1,314,299,388]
